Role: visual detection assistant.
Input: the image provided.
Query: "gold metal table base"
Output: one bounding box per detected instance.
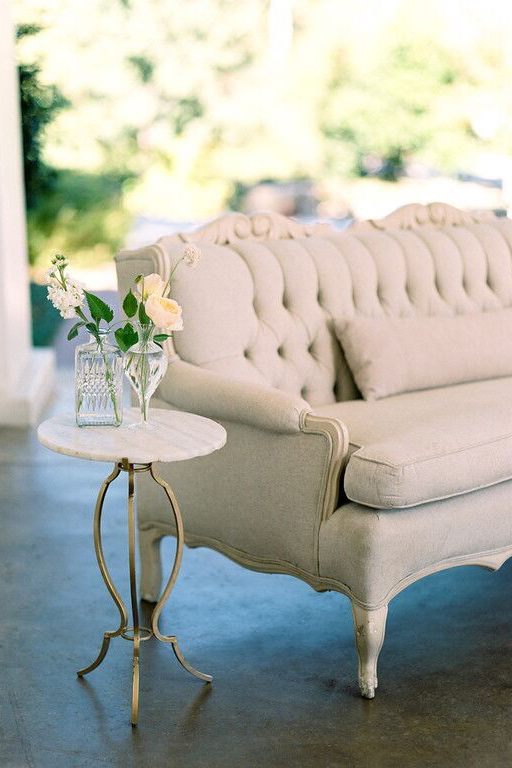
[77,459,211,727]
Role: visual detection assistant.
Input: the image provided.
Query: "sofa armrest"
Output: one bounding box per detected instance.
[159,359,310,434]
[158,361,349,521]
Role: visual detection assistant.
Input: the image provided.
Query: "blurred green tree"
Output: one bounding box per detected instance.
[321,39,470,179]
[12,0,512,269]
[16,24,67,209]
[16,22,132,265]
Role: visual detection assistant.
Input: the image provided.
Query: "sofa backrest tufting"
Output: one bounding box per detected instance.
[116,204,512,406]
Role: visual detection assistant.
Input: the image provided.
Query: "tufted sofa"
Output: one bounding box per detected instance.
[116,203,512,698]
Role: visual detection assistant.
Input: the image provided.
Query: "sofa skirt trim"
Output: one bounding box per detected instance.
[139,522,512,612]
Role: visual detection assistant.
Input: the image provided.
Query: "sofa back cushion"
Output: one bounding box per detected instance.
[335,309,512,400]
[116,207,512,406]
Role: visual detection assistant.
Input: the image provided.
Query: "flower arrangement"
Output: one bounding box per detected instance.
[46,244,201,346]
[46,243,202,426]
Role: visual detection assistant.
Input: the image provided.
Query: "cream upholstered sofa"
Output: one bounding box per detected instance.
[116,203,512,698]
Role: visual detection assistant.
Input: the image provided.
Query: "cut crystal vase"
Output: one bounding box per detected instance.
[123,324,168,429]
[75,332,123,426]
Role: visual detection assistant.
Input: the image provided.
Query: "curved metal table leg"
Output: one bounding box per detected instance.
[77,463,128,677]
[149,464,212,684]
[77,459,209,725]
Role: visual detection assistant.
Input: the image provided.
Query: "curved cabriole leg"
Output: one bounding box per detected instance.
[125,461,140,727]
[351,602,388,699]
[149,464,212,684]
[139,527,164,603]
[77,464,128,677]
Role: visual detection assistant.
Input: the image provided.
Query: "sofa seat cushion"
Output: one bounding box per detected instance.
[313,377,512,509]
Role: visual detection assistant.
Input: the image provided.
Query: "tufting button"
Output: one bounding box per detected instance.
[244,349,250,358]
[277,346,284,357]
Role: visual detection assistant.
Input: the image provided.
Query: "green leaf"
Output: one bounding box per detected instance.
[114,328,128,352]
[139,301,150,325]
[114,323,138,353]
[85,291,114,324]
[114,328,125,352]
[67,321,84,341]
[85,322,101,343]
[122,289,138,318]
[124,322,139,346]
[154,333,171,342]
[134,274,143,284]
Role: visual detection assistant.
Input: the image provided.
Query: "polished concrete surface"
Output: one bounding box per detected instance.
[2,380,512,766]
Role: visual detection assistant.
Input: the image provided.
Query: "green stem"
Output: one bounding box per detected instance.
[97,337,121,424]
[138,326,151,422]
[125,325,153,423]
[75,308,120,423]
[162,254,186,296]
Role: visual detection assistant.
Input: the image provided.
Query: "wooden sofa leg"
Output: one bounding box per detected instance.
[139,527,164,603]
[351,602,388,699]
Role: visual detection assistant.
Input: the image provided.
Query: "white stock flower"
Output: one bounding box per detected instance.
[136,273,168,300]
[183,243,202,267]
[51,253,68,267]
[47,276,85,319]
[45,267,59,285]
[145,295,184,331]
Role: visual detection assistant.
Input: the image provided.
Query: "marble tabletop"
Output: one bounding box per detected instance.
[37,407,227,464]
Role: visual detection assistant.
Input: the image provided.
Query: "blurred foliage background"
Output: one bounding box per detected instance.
[13,0,512,273]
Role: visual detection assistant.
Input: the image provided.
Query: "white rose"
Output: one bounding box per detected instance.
[137,273,168,300]
[145,295,184,331]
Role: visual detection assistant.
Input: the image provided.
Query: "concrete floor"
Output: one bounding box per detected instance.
[2,381,512,766]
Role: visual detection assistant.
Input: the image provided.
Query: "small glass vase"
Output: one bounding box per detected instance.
[75,332,123,427]
[123,324,168,429]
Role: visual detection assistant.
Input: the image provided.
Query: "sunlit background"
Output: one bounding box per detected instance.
[13,0,512,343]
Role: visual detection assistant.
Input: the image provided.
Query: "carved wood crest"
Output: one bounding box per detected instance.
[350,201,497,232]
[175,202,497,246]
[178,211,332,245]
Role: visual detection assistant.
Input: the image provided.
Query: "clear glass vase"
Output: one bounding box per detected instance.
[75,332,123,426]
[123,324,168,428]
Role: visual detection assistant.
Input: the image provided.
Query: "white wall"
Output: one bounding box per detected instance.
[0,0,31,392]
[0,0,54,424]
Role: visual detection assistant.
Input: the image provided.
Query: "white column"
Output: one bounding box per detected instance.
[0,0,54,425]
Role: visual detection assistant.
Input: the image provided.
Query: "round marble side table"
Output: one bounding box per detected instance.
[37,407,226,726]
